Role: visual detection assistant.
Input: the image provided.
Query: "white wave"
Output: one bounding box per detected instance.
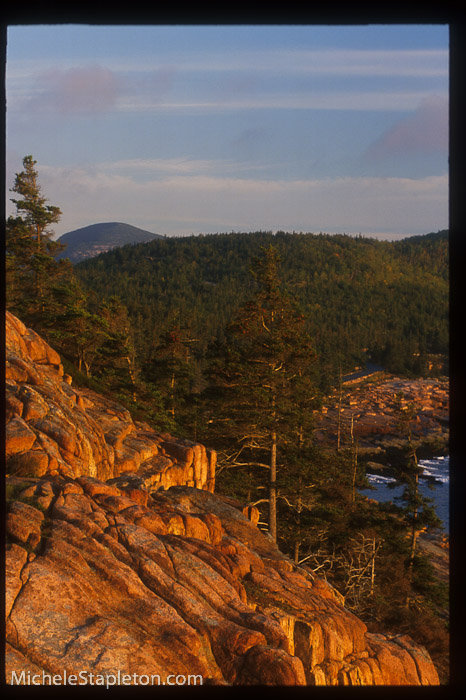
[365,456,449,486]
[419,456,449,483]
[366,474,397,485]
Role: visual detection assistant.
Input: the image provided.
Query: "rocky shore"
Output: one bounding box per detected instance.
[315,373,449,463]
[316,371,450,634]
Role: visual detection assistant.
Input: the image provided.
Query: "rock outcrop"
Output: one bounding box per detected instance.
[5,313,440,686]
[5,312,215,491]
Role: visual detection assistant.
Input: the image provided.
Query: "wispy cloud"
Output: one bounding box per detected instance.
[7,45,448,118]
[12,64,119,115]
[115,90,447,115]
[269,48,448,78]
[364,95,448,160]
[95,48,448,79]
[99,157,270,179]
[8,47,447,78]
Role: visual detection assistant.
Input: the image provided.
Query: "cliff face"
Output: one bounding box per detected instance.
[5,312,440,686]
[5,312,215,491]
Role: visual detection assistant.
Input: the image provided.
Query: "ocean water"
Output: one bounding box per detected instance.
[360,456,449,533]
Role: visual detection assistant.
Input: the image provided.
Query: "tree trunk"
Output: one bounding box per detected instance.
[294,539,300,565]
[124,355,137,402]
[294,492,303,565]
[405,454,419,608]
[408,487,419,569]
[351,436,359,507]
[169,372,176,416]
[336,368,343,452]
[408,450,420,569]
[370,537,376,596]
[269,430,277,541]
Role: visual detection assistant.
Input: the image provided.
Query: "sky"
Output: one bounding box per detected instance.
[6,24,449,239]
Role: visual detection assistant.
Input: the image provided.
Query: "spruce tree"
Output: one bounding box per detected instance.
[145,320,200,427]
[205,245,319,541]
[46,277,106,374]
[389,392,442,605]
[96,297,139,399]
[6,155,71,329]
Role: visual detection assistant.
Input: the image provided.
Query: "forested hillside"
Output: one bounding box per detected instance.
[75,229,448,385]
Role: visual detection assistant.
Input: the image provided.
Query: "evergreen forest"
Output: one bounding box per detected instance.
[6,156,450,681]
[74,228,448,389]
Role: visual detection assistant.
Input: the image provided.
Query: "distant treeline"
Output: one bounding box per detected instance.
[75,230,448,387]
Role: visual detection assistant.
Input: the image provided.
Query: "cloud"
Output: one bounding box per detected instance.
[273,48,448,79]
[113,89,446,115]
[364,96,448,161]
[35,161,448,240]
[131,47,447,80]
[8,48,447,119]
[99,158,269,180]
[26,64,119,115]
[121,65,176,105]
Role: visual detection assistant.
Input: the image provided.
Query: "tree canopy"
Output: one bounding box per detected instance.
[75,229,448,386]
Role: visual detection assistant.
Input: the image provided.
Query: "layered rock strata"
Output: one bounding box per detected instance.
[5,477,440,686]
[5,313,440,685]
[5,311,215,491]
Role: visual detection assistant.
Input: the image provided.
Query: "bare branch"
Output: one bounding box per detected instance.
[249,498,270,507]
[234,461,271,469]
[260,316,271,333]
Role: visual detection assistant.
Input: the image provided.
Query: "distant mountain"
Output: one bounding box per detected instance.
[56,222,164,263]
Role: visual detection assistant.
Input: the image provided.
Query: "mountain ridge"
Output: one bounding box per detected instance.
[56,222,164,263]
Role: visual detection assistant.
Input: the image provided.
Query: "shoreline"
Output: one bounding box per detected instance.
[361,454,449,534]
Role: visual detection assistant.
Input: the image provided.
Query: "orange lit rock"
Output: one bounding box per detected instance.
[5,314,440,686]
[5,476,440,686]
[5,311,216,491]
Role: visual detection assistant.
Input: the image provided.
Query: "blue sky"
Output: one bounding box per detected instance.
[6,24,449,239]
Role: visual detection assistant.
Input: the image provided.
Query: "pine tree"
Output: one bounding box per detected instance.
[145,320,199,426]
[204,245,319,541]
[390,392,442,605]
[96,297,139,399]
[6,155,72,329]
[46,278,107,374]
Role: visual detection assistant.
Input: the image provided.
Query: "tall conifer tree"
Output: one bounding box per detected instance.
[6,155,71,329]
[390,393,442,594]
[205,245,319,541]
